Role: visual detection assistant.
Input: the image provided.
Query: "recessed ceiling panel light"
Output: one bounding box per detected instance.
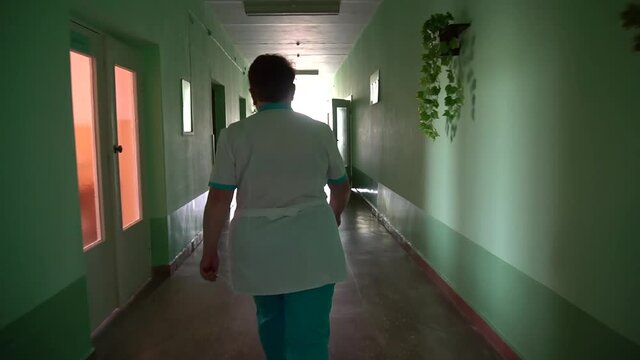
[244,1,340,16]
[295,69,320,75]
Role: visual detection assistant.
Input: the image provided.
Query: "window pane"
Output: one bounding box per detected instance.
[182,79,192,133]
[70,51,102,248]
[114,66,142,229]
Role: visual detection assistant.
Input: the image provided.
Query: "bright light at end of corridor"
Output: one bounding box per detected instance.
[292,74,332,124]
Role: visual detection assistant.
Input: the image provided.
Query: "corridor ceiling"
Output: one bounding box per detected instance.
[204,0,383,76]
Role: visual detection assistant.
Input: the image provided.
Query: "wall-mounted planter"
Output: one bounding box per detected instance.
[439,23,471,56]
[621,3,640,52]
[417,12,470,140]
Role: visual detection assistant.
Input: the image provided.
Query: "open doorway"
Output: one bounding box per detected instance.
[331,98,352,178]
[239,97,247,120]
[211,82,226,154]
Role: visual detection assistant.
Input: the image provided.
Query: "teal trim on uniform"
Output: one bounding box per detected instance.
[209,182,237,191]
[258,102,292,112]
[328,174,348,185]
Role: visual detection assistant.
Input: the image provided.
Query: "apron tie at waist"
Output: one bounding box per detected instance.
[235,200,327,221]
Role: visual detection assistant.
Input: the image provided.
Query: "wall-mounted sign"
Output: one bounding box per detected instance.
[181,79,193,134]
[370,70,380,105]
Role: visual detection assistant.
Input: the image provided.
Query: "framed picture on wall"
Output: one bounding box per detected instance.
[370,70,380,105]
[181,79,193,134]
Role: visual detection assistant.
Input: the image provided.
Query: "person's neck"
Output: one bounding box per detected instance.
[256,101,292,112]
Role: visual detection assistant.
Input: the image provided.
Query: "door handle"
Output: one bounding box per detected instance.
[114,145,123,154]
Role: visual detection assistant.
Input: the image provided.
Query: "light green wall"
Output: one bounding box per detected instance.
[1,0,93,358]
[1,0,89,331]
[353,169,640,359]
[335,0,640,357]
[1,0,249,357]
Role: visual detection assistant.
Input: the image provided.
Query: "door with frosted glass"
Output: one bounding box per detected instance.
[70,25,120,330]
[70,27,152,331]
[331,99,351,177]
[105,37,151,307]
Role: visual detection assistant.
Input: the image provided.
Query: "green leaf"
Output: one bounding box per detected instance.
[419,12,466,141]
[447,71,455,83]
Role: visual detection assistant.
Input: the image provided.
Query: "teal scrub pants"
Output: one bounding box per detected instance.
[253,284,335,360]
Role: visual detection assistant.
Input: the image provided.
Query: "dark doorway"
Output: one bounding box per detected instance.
[211,83,226,152]
[239,97,247,120]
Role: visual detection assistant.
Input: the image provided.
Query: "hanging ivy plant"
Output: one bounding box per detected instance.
[416,12,468,140]
[621,3,640,52]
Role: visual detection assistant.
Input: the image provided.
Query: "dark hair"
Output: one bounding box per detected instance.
[248,54,296,103]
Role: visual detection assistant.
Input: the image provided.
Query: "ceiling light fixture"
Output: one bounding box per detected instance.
[295,70,320,75]
[244,1,340,16]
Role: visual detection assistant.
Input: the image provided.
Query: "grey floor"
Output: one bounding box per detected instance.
[94,196,500,360]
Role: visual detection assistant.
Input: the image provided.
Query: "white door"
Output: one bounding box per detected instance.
[105,37,151,307]
[69,24,151,330]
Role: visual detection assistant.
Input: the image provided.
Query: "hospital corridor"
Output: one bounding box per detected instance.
[91,197,500,360]
[1,1,639,359]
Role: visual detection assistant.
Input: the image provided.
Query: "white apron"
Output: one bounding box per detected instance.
[225,200,347,295]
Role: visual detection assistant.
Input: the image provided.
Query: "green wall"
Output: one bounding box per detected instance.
[1,1,93,358]
[335,0,640,358]
[1,0,249,357]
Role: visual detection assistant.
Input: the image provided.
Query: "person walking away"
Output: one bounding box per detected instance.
[199,54,351,360]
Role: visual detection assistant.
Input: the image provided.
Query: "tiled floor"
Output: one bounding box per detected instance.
[93,196,500,360]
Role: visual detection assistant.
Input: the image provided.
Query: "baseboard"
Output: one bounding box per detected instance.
[169,232,203,274]
[153,232,203,277]
[90,274,162,339]
[355,191,521,360]
[152,265,171,278]
[85,348,97,359]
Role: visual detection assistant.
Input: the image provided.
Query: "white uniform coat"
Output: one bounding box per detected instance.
[209,104,348,295]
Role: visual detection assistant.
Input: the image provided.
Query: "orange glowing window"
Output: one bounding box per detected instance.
[114,66,142,229]
[70,51,103,249]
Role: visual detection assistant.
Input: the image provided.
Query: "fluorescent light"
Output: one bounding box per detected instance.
[244,1,340,16]
[295,69,320,75]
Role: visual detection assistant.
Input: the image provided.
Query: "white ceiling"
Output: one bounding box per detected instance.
[204,0,382,76]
